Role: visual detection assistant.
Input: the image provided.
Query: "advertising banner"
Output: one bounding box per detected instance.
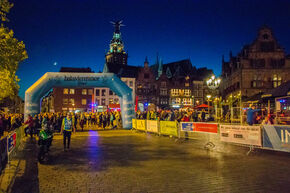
[7,132,17,155]
[195,123,218,134]
[263,125,290,152]
[220,125,262,146]
[132,119,137,129]
[136,120,146,131]
[160,121,178,137]
[146,120,159,133]
[180,122,218,134]
[0,137,8,174]
[181,122,195,131]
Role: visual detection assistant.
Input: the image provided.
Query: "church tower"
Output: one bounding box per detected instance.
[104,20,128,73]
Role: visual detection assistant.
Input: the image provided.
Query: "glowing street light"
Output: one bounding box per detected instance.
[206,75,221,90]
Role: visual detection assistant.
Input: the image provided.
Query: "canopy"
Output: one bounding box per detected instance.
[195,104,211,108]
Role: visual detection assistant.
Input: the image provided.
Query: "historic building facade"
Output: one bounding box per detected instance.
[220,26,290,101]
[53,67,94,112]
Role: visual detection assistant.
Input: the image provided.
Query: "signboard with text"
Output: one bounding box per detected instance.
[136,120,146,131]
[160,121,178,137]
[180,122,218,134]
[220,125,262,146]
[263,125,290,152]
[7,132,17,155]
[132,119,137,129]
[146,120,159,133]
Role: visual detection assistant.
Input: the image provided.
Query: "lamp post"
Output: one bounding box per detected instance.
[206,75,221,120]
[207,95,211,113]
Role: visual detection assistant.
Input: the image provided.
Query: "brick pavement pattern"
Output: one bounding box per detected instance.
[9,130,290,193]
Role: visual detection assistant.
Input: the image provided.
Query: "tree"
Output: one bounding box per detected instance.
[0,0,28,102]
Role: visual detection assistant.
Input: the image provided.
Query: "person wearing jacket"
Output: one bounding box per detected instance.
[61,114,75,151]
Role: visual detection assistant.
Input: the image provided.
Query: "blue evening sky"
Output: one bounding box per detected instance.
[6,0,290,98]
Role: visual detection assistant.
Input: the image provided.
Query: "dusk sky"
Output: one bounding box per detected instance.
[7,0,290,98]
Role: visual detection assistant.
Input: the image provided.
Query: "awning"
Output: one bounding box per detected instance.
[108,104,120,109]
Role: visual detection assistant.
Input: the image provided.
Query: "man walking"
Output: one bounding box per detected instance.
[61,113,75,151]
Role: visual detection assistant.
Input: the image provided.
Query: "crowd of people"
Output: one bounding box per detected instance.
[136,109,213,122]
[0,111,123,138]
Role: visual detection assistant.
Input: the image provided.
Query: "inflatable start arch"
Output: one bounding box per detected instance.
[25,72,135,129]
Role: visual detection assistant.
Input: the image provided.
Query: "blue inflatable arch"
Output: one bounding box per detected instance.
[25,72,135,129]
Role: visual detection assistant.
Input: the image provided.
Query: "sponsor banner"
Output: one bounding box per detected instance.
[220,125,262,146]
[181,122,195,132]
[180,122,218,133]
[7,132,17,154]
[146,120,159,133]
[160,121,178,137]
[195,122,218,134]
[132,119,137,129]
[136,119,146,131]
[0,137,8,174]
[263,125,290,152]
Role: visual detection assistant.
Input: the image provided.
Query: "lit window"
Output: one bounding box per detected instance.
[109,98,113,104]
[82,89,87,95]
[69,89,75,94]
[101,99,106,105]
[185,83,189,87]
[69,98,75,105]
[114,98,119,104]
[63,98,68,105]
[272,74,282,88]
[82,99,87,105]
[88,89,93,95]
[171,89,179,96]
[63,88,69,94]
[184,89,191,96]
[160,89,167,96]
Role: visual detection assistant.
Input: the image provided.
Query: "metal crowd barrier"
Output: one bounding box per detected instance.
[132,119,290,154]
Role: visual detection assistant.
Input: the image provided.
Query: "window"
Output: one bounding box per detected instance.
[185,83,189,87]
[63,88,69,94]
[101,99,106,105]
[160,89,167,96]
[63,98,68,105]
[82,99,87,105]
[252,74,263,88]
[102,89,106,96]
[183,98,192,105]
[198,90,203,97]
[171,89,179,96]
[114,98,119,104]
[129,81,133,87]
[161,81,166,87]
[160,98,167,105]
[109,98,113,104]
[69,89,75,94]
[69,98,75,105]
[88,89,93,95]
[109,90,113,95]
[95,99,99,105]
[176,98,181,104]
[272,74,282,88]
[95,89,100,96]
[184,89,191,96]
[82,89,87,95]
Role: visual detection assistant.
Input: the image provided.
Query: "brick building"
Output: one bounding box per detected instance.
[53,67,94,112]
[220,26,290,101]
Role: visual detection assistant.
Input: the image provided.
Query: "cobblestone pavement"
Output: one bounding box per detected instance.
[9,130,290,193]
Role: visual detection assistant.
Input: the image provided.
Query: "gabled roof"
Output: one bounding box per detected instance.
[117,65,140,78]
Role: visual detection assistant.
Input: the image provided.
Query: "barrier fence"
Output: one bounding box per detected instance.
[132,119,290,153]
[0,126,25,175]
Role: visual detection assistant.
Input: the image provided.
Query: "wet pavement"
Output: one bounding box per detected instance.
[9,130,290,193]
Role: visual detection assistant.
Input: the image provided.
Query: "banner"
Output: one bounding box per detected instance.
[181,122,195,131]
[160,121,178,136]
[146,120,159,133]
[0,137,8,174]
[220,125,262,146]
[263,125,290,152]
[7,132,17,155]
[132,119,137,129]
[136,120,146,131]
[180,122,218,133]
[195,122,218,133]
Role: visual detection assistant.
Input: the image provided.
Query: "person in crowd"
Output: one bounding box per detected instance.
[61,113,75,151]
[246,105,260,125]
[24,114,34,138]
[201,109,206,122]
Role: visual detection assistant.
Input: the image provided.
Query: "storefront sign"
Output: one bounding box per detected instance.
[263,125,290,152]
[160,121,178,136]
[146,120,159,133]
[136,120,146,131]
[220,125,262,146]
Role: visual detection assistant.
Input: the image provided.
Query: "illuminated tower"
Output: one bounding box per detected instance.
[104,20,128,72]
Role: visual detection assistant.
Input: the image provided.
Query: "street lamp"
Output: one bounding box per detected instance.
[206,75,221,90]
[207,95,211,113]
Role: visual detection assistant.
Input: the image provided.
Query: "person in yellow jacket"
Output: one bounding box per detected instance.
[61,113,75,151]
